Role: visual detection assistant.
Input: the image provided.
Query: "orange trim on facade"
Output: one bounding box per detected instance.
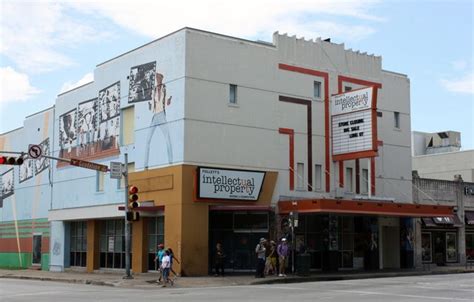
[338,161,344,188]
[370,157,376,195]
[278,199,454,217]
[279,128,295,190]
[332,150,378,162]
[278,63,330,192]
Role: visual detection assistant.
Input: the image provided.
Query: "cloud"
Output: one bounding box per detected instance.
[60,72,94,94]
[0,67,41,104]
[69,0,382,41]
[441,72,474,94]
[0,1,112,73]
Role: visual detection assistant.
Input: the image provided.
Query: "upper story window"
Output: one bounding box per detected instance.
[229,84,237,104]
[314,81,321,99]
[97,171,105,192]
[121,106,134,146]
[315,164,322,190]
[297,162,305,190]
[394,111,400,129]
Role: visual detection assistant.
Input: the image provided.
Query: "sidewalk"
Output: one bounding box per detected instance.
[0,265,473,289]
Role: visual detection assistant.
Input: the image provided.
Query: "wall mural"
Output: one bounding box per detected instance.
[77,98,98,156]
[58,82,120,165]
[19,157,34,183]
[1,168,14,200]
[127,62,173,168]
[59,108,77,157]
[98,82,120,152]
[129,62,156,103]
[35,138,50,175]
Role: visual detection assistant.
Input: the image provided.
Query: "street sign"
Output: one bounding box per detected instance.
[28,144,42,159]
[110,162,123,179]
[70,158,108,172]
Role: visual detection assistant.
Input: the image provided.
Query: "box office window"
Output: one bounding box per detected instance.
[70,221,87,267]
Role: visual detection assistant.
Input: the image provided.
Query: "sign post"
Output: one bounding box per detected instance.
[123,153,132,279]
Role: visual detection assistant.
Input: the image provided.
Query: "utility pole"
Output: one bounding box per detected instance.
[123,153,133,279]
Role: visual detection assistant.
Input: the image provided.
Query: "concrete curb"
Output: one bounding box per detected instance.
[251,269,472,285]
[0,275,116,287]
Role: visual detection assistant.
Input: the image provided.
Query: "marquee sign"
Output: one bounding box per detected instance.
[331,86,378,161]
[197,167,265,201]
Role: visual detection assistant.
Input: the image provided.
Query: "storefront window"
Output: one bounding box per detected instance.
[70,221,87,267]
[148,216,165,271]
[466,233,474,262]
[446,232,457,262]
[421,232,432,263]
[99,219,130,269]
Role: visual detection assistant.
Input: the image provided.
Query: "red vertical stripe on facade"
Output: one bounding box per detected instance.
[355,159,360,194]
[279,128,295,191]
[278,64,330,192]
[339,161,344,188]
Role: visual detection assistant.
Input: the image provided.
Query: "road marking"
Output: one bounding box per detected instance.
[330,289,473,301]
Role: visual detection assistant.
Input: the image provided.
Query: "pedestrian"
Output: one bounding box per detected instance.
[214,242,226,276]
[277,238,289,277]
[168,248,180,278]
[154,243,165,283]
[161,250,172,287]
[265,240,277,275]
[255,238,266,278]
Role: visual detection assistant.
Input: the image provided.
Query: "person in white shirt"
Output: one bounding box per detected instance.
[160,250,171,287]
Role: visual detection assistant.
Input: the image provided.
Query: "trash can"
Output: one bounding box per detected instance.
[296,253,311,276]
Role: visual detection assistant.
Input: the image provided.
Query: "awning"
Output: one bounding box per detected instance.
[431,215,463,227]
[422,218,437,227]
[278,199,454,217]
[466,211,474,225]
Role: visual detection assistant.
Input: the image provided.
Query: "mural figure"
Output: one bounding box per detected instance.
[77,98,98,156]
[144,72,173,169]
[19,157,34,183]
[1,168,14,199]
[129,62,156,103]
[35,138,50,175]
[59,109,77,153]
[98,82,120,152]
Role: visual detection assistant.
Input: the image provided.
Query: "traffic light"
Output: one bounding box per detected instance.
[0,156,24,165]
[128,185,139,209]
[127,185,140,222]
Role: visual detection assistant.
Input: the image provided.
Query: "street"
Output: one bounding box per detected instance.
[1,273,473,302]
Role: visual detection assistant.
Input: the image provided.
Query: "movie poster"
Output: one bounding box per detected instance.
[77,98,98,156]
[35,138,50,175]
[19,157,34,183]
[128,62,156,103]
[1,168,14,199]
[59,109,77,152]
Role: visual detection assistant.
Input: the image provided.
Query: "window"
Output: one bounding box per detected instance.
[466,233,474,262]
[297,162,305,190]
[147,216,165,271]
[446,232,457,262]
[344,86,352,92]
[70,221,87,267]
[313,81,321,99]
[345,167,353,192]
[97,171,105,192]
[422,233,432,263]
[99,219,128,269]
[229,84,237,104]
[314,164,322,190]
[394,111,400,129]
[118,162,135,189]
[361,169,369,194]
[121,106,134,145]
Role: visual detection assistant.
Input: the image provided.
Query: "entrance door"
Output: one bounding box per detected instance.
[433,232,446,265]
[32,235,42,265]
[382,226,400,269]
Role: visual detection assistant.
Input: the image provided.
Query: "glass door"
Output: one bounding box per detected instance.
[32,235,42,264]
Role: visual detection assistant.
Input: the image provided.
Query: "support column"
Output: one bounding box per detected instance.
[414,218,423,269]
[132,217,148,273]
[49,221,65,272]
[86,220,100,273]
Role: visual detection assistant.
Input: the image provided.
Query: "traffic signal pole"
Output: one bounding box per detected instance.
[123,153,133,279]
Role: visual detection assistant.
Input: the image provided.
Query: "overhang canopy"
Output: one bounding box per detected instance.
[278,199,454,217]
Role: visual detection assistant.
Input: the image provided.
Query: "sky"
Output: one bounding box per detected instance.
[0,0,473,149]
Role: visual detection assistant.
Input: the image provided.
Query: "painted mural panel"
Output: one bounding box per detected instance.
[19,157,34,183]
[35,138,50,175]
[1,168,14,199]
[77,98,98,156]
[98,82,120,152]
[128,62,156,103]
[59,108,77,157]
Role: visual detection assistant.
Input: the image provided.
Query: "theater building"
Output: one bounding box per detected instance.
[0,28,454,275]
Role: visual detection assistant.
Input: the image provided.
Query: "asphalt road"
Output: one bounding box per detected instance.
[1,273,473,302]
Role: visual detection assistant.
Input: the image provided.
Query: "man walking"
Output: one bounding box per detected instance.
[277,238,289,277]
[255,238,266,278]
